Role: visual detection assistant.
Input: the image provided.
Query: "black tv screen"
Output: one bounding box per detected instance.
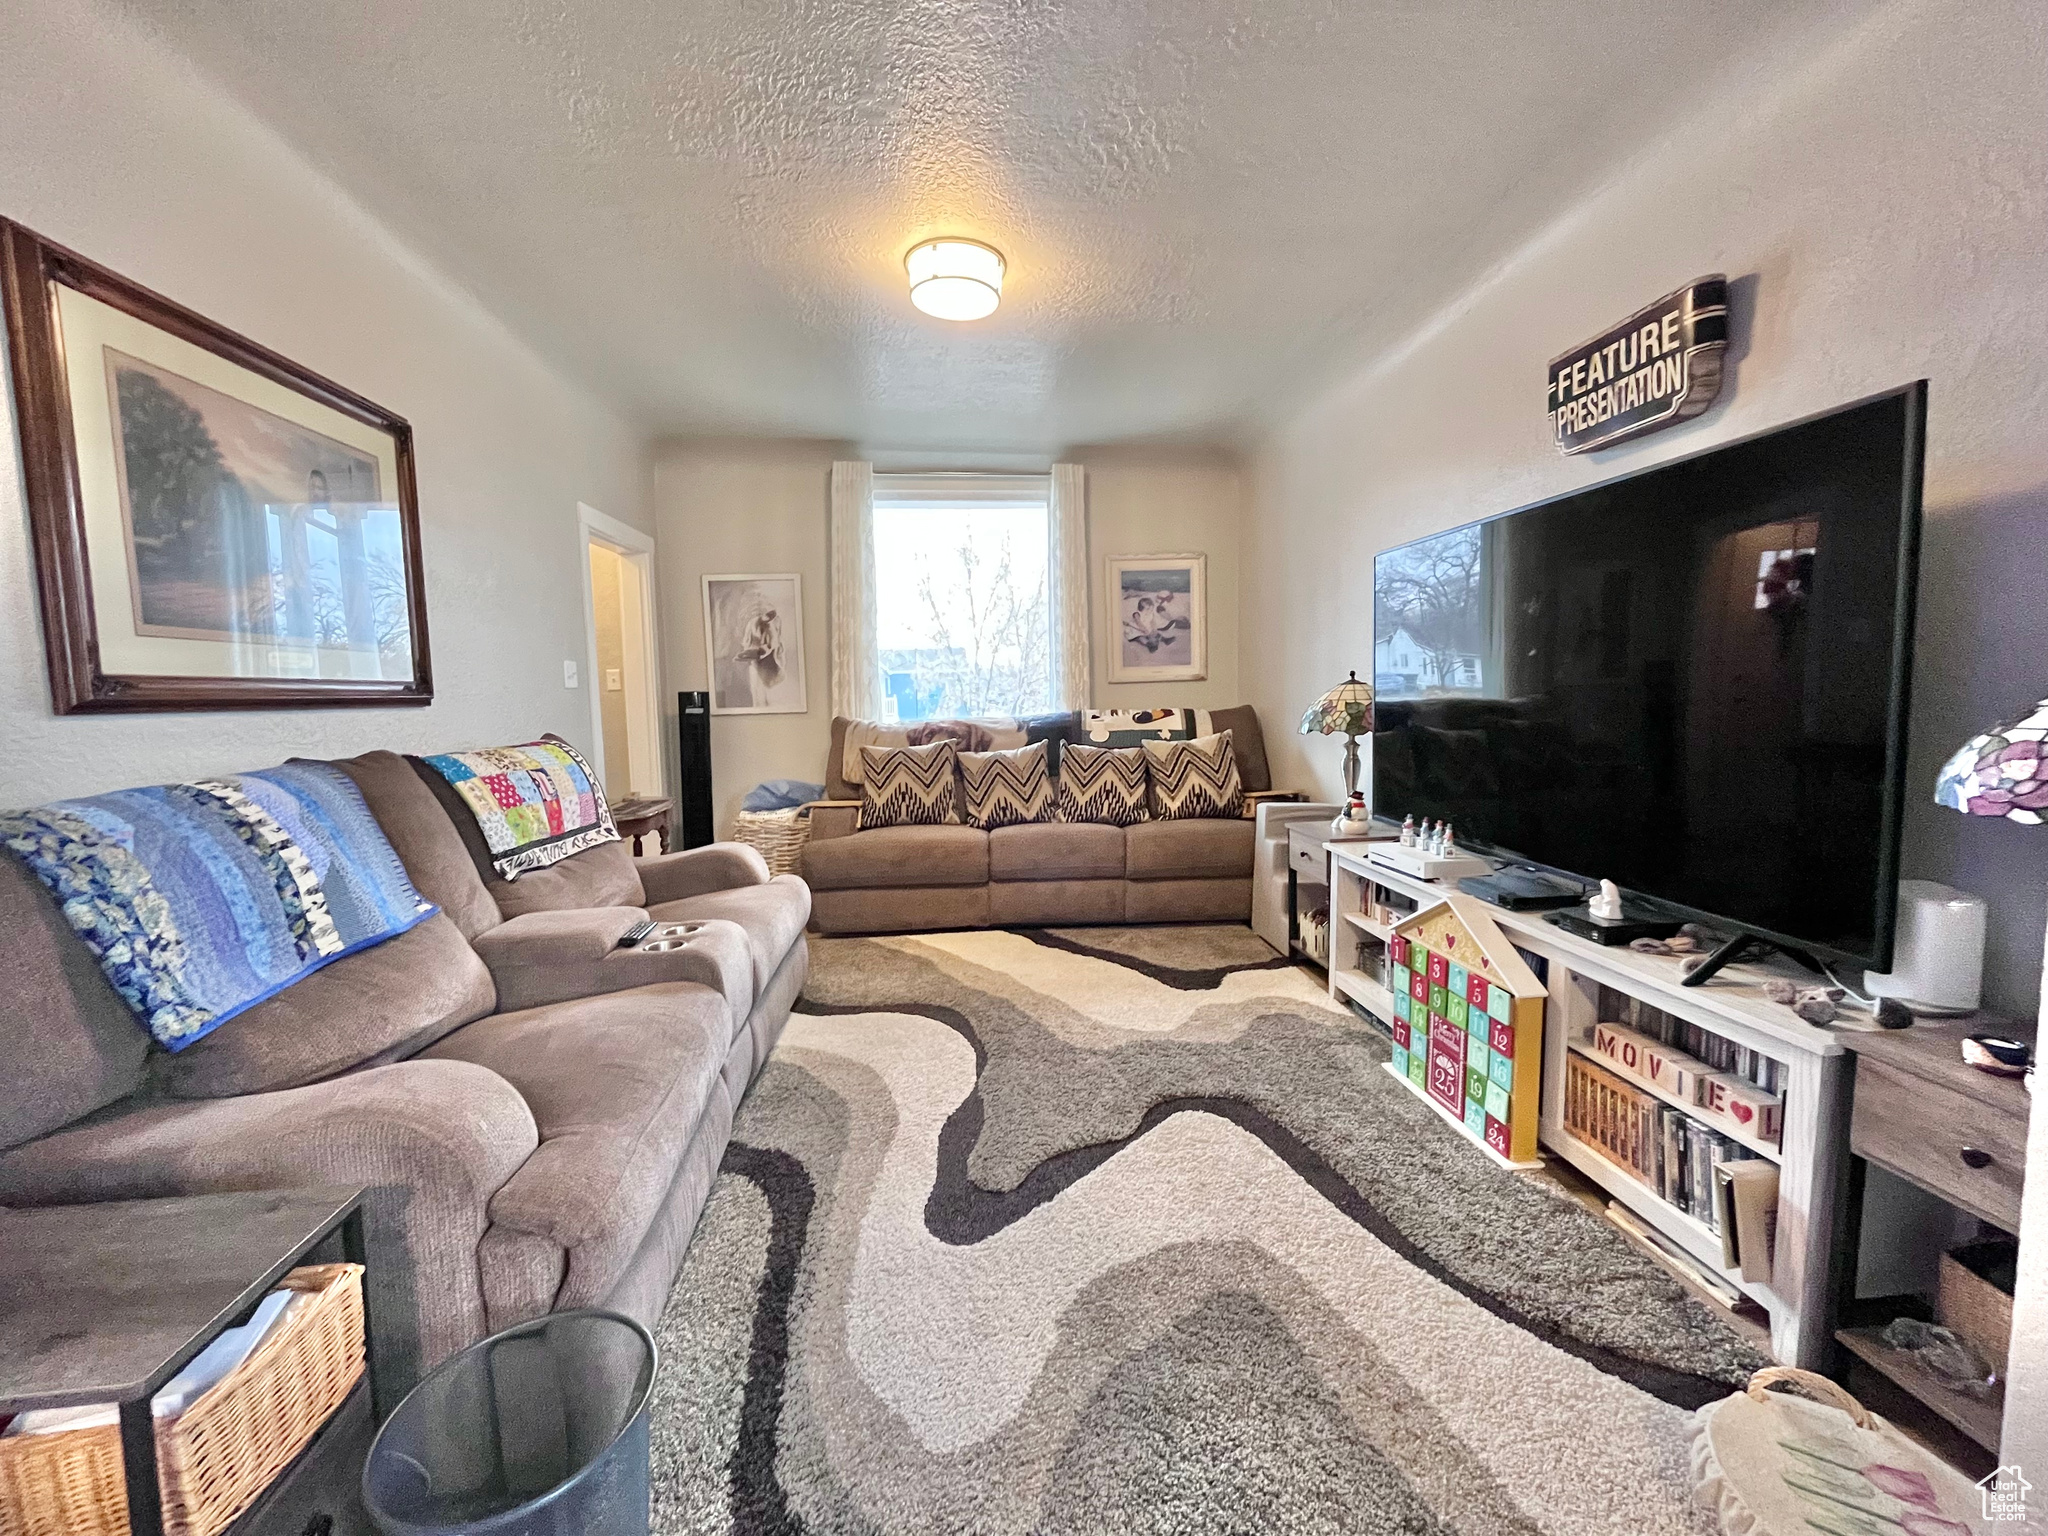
[1372,384,1924,970]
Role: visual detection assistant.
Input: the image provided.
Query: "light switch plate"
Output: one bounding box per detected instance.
[563,660,579,688]
[605,668,623,691]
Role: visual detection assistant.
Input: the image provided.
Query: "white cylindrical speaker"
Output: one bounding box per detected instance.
[1863,880,1988,1016]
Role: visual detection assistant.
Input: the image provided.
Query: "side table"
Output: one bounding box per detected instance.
[1831,1014,2033,1474]
[0,1187,372,1536]
[613,796,674,856]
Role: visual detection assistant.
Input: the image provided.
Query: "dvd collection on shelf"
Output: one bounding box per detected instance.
[1563,1052,1751,1234]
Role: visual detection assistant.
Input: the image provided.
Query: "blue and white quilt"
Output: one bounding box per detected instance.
[0,762,435,1050]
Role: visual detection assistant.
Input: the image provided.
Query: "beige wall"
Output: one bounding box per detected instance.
[0,1,644,805]
[587,544,631,799]
[652,439,843,835]
[1072,446,1243,715]
[651,440,1247,834]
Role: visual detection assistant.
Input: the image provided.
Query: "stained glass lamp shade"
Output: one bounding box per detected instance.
[1935,698,2048,824]
[1300,671,1375,819]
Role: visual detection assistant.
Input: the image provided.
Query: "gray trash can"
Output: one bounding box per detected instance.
[362,1309,656,1536]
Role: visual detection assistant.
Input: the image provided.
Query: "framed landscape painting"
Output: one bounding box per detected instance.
[1106,553,1207,683]
[703,573,807,715]
[0,219,430,712]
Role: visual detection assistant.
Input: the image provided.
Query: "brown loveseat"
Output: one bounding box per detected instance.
[0,750,808,1395]
[802,706,1299,934]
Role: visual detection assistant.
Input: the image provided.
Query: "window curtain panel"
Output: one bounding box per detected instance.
[1048,462,1089,710]
[829,460,880,720]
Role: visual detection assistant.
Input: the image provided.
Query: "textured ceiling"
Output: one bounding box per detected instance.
[110,0,1862,451]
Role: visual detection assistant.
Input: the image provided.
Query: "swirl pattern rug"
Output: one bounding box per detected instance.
[651,925,1765,1535]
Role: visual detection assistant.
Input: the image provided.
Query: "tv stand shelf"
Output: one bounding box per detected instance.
[1328,847,1854,1368]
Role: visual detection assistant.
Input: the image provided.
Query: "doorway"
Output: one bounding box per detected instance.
[577,504,664,804]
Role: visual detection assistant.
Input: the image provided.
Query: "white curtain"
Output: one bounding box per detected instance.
[829,460,879,720]
[1048,462,1089,710]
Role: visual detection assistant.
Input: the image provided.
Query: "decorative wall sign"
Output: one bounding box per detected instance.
[0,219,431,713]
[1547,276,1728,455]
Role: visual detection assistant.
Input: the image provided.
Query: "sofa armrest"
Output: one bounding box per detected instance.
[1240,789,1307,819]
[473,907,648,968]
[635,841,768,905]
[802,800,862,841]
[0,1060,538,1391]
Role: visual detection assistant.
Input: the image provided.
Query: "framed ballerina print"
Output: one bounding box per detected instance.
[0,218,431,713]
[702,572,807,714]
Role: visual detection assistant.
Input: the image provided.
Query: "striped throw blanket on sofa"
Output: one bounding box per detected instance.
[0,762,435,1050]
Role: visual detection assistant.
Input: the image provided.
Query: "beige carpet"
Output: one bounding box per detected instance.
[650,925,1762,1534]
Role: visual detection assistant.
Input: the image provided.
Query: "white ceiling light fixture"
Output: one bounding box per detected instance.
[905,238,1005,321]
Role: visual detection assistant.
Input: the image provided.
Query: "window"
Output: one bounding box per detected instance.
[871,474,1054,721]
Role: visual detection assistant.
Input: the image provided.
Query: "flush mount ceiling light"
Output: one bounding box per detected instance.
[905,238,1005,321]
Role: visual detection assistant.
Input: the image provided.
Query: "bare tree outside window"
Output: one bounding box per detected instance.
[874,503,1053,720]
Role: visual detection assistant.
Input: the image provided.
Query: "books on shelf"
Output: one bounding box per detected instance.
[1714,1159,1780,1283]
[1583,1020,1783,1148]
[1563,1053,1759,1238]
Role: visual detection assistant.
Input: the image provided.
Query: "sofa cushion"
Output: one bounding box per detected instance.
[958,741,1054,830]
[0,854,149,1150]
[488,839,645,919]
[155,913,497,1099]
[988,822,1125,882]
[477,910,755,1034]
[859,741,960,829]
[1210,705,1272,793]
[422,984,729,1310]
[1125,817,1255,880]
[801,825,989,891]
[1053,743,1151,826]
[1143,731,1243,820]
[325,751,502,941]
[647,875,811,1000]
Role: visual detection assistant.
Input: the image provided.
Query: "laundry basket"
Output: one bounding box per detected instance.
[733,807,810,876]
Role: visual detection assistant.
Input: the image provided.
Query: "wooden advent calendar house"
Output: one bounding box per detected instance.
[1387,893,1548,1167]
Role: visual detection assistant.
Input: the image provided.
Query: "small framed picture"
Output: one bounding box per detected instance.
[1106,553,1206,683]
[0,219,431,713]
[702,573,807,714]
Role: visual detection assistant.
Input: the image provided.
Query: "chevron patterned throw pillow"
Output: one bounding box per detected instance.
[1053,742,1152,826]
[959,741,1054,830]
[1143,730,1243,820]
[858,740,960,828]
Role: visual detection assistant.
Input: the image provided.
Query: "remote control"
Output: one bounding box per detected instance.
[618,918,657,948]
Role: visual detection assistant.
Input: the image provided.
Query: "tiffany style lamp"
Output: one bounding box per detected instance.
[1301,671,1375,834]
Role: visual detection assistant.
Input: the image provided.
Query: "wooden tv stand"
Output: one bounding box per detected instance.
[1327,845,1856,1368]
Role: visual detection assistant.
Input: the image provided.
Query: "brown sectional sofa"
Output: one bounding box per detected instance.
[802,706,1296,934]
[0,749,808,1396]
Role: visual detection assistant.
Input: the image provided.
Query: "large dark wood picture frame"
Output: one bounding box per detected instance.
[0,218,432,713]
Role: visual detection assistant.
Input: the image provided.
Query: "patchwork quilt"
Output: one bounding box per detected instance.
[419,737,618,879]
[0,762,436,1050]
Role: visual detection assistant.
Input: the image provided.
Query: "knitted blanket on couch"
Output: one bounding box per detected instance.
[0,762,435,1050]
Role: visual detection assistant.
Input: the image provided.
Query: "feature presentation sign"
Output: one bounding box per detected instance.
[1548,276,1728,454]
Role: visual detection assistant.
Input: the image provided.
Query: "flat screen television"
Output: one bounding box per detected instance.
[1371,382,1925,971]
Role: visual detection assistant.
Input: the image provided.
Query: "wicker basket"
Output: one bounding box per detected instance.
[0,1263,365,1536]
[734,807,811,877]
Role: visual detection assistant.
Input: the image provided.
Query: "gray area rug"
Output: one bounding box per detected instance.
[652,925,1762,1534]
